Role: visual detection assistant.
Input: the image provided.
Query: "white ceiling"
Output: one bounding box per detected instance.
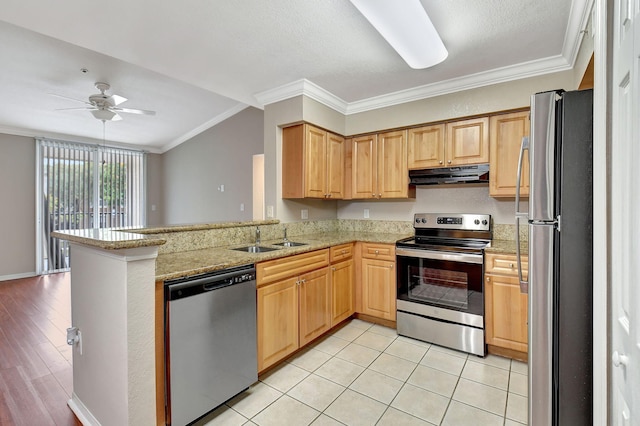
[0,0,591,153]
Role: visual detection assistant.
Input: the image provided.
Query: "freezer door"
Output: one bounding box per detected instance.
[528,223,555,426]
[529,91,558,222]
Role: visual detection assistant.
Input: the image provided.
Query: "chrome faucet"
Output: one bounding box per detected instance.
[255,226,261,245]
[283,227,288,243]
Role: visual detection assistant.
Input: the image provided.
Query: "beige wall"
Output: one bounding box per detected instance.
[0,133,36,280]
[162,106,264,224]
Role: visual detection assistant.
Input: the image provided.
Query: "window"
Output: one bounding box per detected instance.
[36,139,145,274]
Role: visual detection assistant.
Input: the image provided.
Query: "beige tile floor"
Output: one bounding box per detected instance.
[195,319,528,426]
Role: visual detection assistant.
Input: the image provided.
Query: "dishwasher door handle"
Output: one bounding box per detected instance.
[203,278,235,292]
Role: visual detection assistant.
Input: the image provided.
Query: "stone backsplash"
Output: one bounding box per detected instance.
[493,223,528,242]
[149,219,522,255]
[151,219,414,254]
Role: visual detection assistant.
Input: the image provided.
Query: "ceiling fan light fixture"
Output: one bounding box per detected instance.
[349,0,448,69]
[91,109,119,121]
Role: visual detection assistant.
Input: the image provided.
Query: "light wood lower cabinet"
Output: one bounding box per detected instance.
[257,277,299,372]
[257,247,355,372]
[484,252,529,360]
[358,243,396,321]
[331,258,354,326]
[298,267,331,346]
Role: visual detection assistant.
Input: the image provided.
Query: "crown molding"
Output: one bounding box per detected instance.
[254,79,348,114]
[561,0,594,66]
[345,55,571,114]
[159,103,249,153]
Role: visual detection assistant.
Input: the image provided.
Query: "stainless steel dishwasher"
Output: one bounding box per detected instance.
[164,264,257,426]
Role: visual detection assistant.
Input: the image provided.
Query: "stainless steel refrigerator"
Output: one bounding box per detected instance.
[515,89,593,426]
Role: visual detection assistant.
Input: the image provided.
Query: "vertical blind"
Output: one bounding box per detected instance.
[37,139,145,273]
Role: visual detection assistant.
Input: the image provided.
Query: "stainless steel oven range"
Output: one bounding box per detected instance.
[396,213,491,356]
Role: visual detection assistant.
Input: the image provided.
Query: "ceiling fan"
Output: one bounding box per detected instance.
[52,82,156,121]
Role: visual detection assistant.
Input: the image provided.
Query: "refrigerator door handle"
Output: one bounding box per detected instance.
[515,136,529,293]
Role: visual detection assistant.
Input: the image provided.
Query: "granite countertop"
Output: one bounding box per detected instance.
[52,228,167,250]
[486,239,528,255]
[155,231,411,281]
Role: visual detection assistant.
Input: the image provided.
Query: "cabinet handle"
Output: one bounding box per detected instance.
[439,160,443,164]
[341,250,346,254]
[486,277,490,282]
[389,264,393,269]
[375,250,379,255]
[332,267,336,271]
[300,279,306,284]
[447,160,452,164]
[327,194,331,198]
[509,263,514,268]
[378,193,382,198]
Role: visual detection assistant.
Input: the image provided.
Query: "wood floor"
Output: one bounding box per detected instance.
[0,273,81,425]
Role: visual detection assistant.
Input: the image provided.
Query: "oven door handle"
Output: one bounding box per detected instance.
[396,247,484,264]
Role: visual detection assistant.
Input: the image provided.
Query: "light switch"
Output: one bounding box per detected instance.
[364,208,370,218]
[301,209,309,220]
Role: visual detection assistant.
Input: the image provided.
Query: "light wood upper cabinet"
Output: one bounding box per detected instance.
[489,111,530,198]
[326,132,346,199]
[445,117,490,166]
[408,124,445,169]
[484,252,529,359]
[282,123,344,199]
[351,130,414,199]
[408,118,488,170]
[351,134,377,199]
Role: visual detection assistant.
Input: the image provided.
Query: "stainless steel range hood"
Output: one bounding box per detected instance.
[409,164,489,185]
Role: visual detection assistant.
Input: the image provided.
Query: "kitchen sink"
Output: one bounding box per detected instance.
[273,241,307,247]
[231,245,281,253]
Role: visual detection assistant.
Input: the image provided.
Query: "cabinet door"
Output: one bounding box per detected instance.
[489,111,530,197]
[377,130,409,198]
[351,134,377,199]
[485,274,528,353]
[257,277,299,372]
[299,267,331,346]
[445,117,490,166]
[408,124,445,169]
[361,258,396,320]
[331,259,354,327]
[326,132,345,199]
[304,124,327,198]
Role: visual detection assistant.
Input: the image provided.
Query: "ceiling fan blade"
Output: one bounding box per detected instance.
[112,107,156,116]
[106,94,127,106]
[111,113,123,121]
[49,93,92,105]
[55,106,97,111]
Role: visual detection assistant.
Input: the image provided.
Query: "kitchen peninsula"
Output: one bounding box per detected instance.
[53,219,412,425]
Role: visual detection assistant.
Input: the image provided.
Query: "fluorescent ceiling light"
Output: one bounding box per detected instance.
[349,0,448,69]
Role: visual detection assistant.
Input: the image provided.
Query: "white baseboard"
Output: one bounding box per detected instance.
[0,272,36,282]
[68,394,101,426]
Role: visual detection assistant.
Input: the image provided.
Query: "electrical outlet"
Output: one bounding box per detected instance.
[301,209,309,220]
[240,203,244,211]
[364,208,370,218]
[266,205,274,218]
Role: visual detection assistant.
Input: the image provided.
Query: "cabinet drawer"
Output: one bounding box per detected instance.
[330,243,353,262]
[485,253,528,279]
[257,249,329,286]
[361,243,395,261]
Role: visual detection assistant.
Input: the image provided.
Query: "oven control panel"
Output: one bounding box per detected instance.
[413,213,491,231]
